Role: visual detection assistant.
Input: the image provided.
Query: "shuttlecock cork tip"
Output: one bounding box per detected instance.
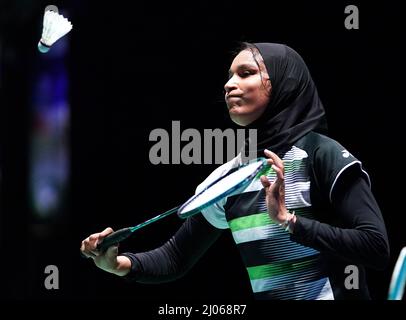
[38,40,51,53]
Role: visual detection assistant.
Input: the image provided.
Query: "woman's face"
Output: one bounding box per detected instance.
[225,49,272,126]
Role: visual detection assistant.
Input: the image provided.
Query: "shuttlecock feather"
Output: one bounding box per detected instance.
[38,10,72,53]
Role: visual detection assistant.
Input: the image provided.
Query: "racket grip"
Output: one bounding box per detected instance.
[97,227,132,252]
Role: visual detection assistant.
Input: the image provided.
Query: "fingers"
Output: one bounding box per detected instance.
[271,163,284,182]
[80,241,96,259]
[80,227,114,259]
[264,149,284,181]
[99,227,114,238]
[260,175,271,188]
[264,149,284,169]
[81,250,97,259]
[80,236,99,259]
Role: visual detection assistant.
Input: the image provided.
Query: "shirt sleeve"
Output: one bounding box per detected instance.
[120,213,223,283]
[312,138,371,203]
[290,165,390,270]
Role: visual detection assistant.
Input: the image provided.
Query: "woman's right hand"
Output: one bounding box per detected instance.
[80,227,131,276]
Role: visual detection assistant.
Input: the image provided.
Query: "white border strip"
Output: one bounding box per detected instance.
[329,161,371,202]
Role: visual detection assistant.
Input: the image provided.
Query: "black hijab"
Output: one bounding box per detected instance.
[243,43,327,158]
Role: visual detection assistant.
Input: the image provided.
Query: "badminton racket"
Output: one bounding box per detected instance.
[96,157,268,251]
[388,247,406,300]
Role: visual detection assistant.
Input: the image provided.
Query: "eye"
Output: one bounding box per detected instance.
[240,70,255,78]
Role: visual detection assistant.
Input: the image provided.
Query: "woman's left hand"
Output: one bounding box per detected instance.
[260,149,292,224]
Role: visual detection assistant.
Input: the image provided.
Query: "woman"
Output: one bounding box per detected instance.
[80,42,389,300]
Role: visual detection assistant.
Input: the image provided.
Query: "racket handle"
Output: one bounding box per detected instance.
[97,227,133,252]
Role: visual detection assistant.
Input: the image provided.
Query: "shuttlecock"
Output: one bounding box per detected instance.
[38,8,72,53]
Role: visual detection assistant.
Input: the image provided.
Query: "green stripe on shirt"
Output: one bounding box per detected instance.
[247,256,320,280]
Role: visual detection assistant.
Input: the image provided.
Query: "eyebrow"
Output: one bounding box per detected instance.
[228,63,258,77]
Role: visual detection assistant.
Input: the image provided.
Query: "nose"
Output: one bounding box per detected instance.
[224,75,238,94]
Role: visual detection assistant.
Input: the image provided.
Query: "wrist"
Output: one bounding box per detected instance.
[287,213,296,233]
[112,255,131,276]
[278,211,296,233]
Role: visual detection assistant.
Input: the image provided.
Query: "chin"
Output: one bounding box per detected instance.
[229,114,251,127]
[228,104,266,127]
[228,106,247,126]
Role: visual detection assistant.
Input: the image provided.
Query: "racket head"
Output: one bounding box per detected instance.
[177,157,268,219]
[388,247,406,300]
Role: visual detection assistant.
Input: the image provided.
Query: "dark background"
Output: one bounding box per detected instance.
[0,0,405,304]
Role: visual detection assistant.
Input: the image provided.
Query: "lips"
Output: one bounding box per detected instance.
[226,94,243,101]
[226,95,244,110]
